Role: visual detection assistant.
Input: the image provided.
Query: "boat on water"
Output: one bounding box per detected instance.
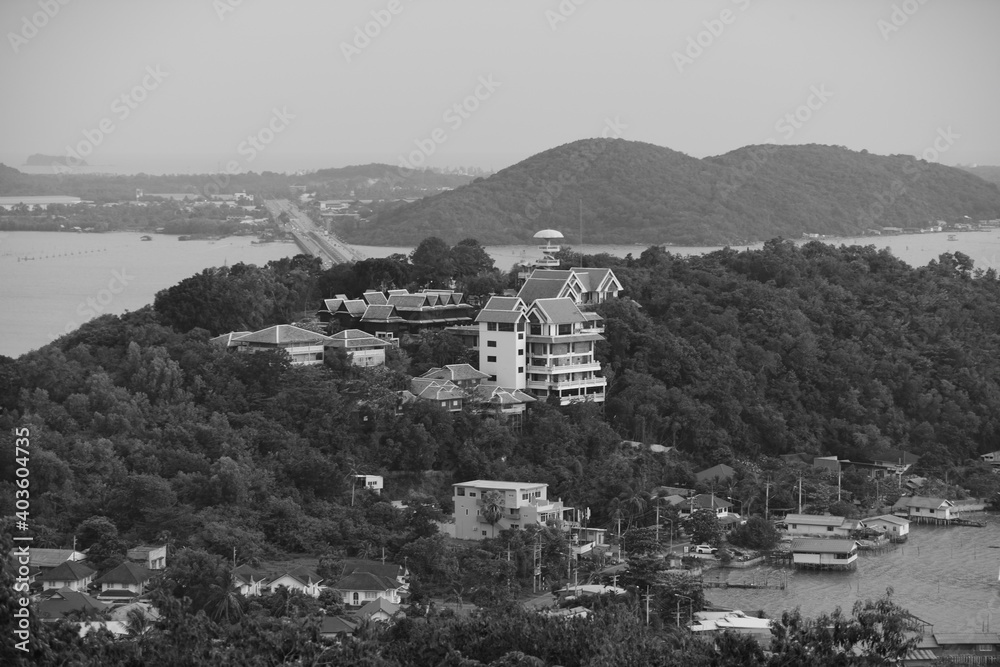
[947,234,958,241]
[140,235,152,241]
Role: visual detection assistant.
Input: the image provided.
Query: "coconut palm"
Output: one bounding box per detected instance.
[481,489,505,537]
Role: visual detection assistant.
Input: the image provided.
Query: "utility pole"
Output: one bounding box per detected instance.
[655,501,660,544]
[838,468,842,502]
[765,478,771,520]
[644,586,652,626]
[798,476,803,514]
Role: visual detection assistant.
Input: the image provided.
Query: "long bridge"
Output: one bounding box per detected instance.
[263,199,364,268]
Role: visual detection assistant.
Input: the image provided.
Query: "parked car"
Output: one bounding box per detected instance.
[694,544,718,555]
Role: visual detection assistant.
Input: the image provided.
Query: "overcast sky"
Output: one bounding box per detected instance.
[3,0,999,173]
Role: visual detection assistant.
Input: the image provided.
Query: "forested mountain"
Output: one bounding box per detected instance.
[352,140,1000,245]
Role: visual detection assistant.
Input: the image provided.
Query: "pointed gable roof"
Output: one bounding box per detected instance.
[37,588,109,619]
[340,559,405,580]
[343,299,367,316]
[322,298,344,312]
[93,562,153,586]
[474,384,537,406]
[363,291,388,305]
[320,615,358,635]
[357,597,401,619]
[361,304,404,323]
[530,297,586,324]
[38,560,95,582]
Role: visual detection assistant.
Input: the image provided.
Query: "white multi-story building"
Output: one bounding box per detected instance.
[453,480,572,539]
[524,297,606,404]
[453,479,606,549]
[474,297,528,390]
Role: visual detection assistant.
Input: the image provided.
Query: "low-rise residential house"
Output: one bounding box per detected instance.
[355,474,383,495]
[319,615,357,639]
[695,464,736,484]
[208,331,252,348]
[232,564,267,597]
[791,539,859,570]
[325,329,393,367]
[339,559,407,585]
[980,450,1000,469]
[126,545,167,570]
[783,513,858,538]
[905,633,1000,665]
[37,588,109,621]
[19,548,86,572]
[93,562,154,602]
[38,560,96,592]
[409,376,467,412]
[683,494,735,517]
[356,597,401,622]
[331,572,403,607]
[690,610,773,646]
[897,497,956,524]
[864,514,910,541]
[229,325,332,366]
[265,566,324,597]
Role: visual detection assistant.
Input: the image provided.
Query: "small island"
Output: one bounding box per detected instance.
[24,153,88,167]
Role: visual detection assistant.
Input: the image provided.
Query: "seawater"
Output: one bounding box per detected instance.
[0,232,296,357]
[707,513,1000,633]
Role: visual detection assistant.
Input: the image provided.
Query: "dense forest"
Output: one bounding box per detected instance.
[2,239,999,663]
[0,162,474,203]
[354,140,1000,245]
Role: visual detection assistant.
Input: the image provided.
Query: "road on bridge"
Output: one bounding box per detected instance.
[263,199,365,268]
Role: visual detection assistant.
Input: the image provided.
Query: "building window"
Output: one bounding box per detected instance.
[518,367,524,373]
[518,349,524,355]
[487,355,496,362]
[487,340,497,347]
[517,322,525,332]
[518,333,524,340]
[482,531,488,536]
[791,524,797,529]
[522,493,528,500]
[826,526,834,532]
[487,323,498,331]
[456,488,465,496]
[469,492,476,497]
[530,324,542,335]
[498,323,515,332]
[558,324,572,335]
[489,375,497,382]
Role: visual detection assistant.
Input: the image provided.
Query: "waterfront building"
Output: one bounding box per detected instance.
[790,539,859,570]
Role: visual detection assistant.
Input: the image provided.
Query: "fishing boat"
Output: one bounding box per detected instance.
[947,234,958,241]
[140,235,152,241]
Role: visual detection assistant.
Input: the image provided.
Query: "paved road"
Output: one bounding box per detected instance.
[263,199,364,267]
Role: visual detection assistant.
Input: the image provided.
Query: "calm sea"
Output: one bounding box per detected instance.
[0,232,297,358]
[3,230,1000,358]
[706,513,1000,634]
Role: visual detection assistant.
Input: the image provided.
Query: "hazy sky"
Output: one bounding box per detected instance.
[3,0,999,173]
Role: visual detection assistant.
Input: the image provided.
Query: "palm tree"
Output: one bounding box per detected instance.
[481,489,505,538]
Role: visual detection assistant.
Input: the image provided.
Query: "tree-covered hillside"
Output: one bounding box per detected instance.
[353,140,1000,245]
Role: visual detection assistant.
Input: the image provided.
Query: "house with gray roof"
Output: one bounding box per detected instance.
[325,329,393,367]
[229,325,332,366]
[93,562,154,601]
[38,560,96,592]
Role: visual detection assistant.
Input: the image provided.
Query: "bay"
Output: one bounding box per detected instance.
[0,232,297,357]
[706,514,1000,633]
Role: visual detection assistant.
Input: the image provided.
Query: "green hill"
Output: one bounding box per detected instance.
[348,140,1000,245]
